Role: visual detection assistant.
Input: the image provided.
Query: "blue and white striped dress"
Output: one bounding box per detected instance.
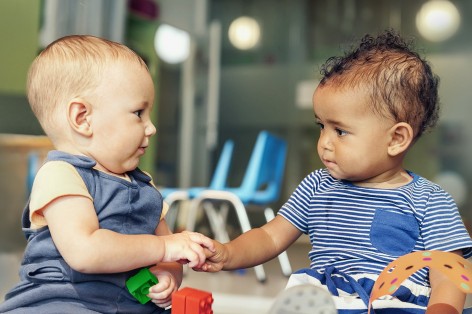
[278,168,472,310]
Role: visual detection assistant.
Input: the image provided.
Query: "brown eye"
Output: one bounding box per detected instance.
[335,128,348,136]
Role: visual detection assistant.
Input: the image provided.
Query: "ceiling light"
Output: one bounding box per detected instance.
[154,24,190,64]
[416,0,460,42]
[228,16,261,50]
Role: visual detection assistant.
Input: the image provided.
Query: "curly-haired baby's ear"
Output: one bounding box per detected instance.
[387,122,414,157]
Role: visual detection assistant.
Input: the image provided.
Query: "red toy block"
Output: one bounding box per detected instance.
[171,289,187,314]
[186,289,213,314]
[171,287,213,314]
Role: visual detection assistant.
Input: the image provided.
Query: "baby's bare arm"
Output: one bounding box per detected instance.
[43,195,214,273]
[202,215,302,271]
[427,250,465,314]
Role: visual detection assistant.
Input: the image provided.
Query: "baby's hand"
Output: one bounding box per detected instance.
[147,269,176,309]
[193,240,227,272]
[162,231,215,268]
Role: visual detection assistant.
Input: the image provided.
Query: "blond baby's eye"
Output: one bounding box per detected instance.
[134,110,143,118]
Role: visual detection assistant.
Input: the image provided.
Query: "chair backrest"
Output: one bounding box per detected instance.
[238,131,287,205]
[161,139,234,199]
[208,139,234,189]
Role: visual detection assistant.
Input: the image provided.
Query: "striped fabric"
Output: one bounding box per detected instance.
[278,169,472,291]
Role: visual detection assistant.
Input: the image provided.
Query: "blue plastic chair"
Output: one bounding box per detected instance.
[160,139,235,231]
[26,152,40,197]
[186,130,291,282]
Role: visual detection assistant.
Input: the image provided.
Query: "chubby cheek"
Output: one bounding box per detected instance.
[337,149,360,167]
[331,149,356,171]
[316,143,322,159]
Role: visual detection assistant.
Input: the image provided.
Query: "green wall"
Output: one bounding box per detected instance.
[0,0,42,135]
[0,0,41,94]
[0,2,161,175]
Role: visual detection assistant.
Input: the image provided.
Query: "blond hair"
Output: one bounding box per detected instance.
[27,35,148,138]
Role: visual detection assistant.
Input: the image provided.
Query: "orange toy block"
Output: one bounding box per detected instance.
[172,287,213,314]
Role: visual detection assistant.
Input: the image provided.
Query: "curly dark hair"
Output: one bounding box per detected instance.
[319,29,440,139]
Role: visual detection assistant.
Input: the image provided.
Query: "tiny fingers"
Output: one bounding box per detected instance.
[151,298,172,309]
[186,232,215,252]
[193,263,210,272]
[188,243,210,268]
[148,277,173,308]
[183,249,201,268]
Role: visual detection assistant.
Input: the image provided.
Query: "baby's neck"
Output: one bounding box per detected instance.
[53,145,132,182]
[92,163,131,182]
[353,170,413,189]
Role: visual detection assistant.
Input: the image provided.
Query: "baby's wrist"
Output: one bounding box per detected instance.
[221,244,232,270]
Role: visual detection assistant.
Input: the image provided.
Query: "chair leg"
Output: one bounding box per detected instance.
[202,201,230,243]
[218,202,230,228]
[165,205,178,232]
[213,192,267,283]
[264,208,293,277]
[188,191,267,283]
[186,197,202,232]
[163,191,189,232]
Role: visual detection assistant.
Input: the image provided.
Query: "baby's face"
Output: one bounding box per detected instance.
[85,61,156,176]
[313,84,396,184]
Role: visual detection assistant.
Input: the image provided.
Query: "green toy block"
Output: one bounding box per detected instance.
[126,268,159,304]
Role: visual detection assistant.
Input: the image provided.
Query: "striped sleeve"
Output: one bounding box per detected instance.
[278,171,319,234]
[421,187,472,258]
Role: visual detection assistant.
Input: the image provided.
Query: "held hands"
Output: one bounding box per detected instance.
[193,239,227,272]
[162,231,215,268]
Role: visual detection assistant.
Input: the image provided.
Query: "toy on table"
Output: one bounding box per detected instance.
[172,287,213,314]
[368,250,472,314]
[126,268,159,304]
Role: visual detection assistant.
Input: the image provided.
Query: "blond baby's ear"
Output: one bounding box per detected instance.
[387,122,414,157]
[67,99,92,137]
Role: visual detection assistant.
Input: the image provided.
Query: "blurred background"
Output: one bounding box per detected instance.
[1,0,472,310]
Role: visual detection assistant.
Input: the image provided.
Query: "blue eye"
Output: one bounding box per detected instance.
[316,122,324,130]
[336,128,348,136]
